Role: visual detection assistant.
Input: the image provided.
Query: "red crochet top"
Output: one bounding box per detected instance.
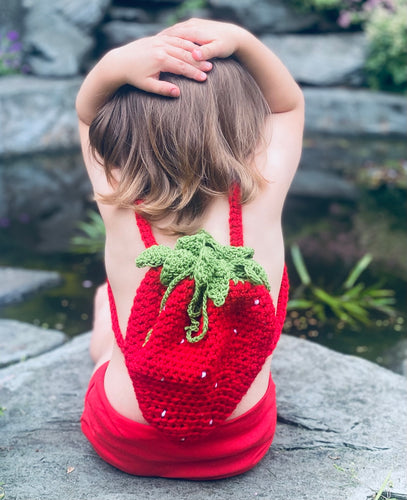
[107,185,289,442]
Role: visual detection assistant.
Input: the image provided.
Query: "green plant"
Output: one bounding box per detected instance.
[357,159,407,190]
[167,0,207,25]
[370,471,401,500]
[0,406,5,416]
[289,0,407,93]
[71,210,105,255]
[364,0,407,92]
[288,244,397,328]
[0,30,26,76]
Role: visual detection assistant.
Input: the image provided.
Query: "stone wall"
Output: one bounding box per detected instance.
[0,0,406,251]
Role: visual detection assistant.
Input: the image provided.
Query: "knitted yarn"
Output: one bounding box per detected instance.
[136,230,271,345]
[107,185,289,441]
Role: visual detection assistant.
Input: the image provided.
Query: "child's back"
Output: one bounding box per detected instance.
[77,19,304,479]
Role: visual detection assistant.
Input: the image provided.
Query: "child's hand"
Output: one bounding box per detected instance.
[160,18,246,63]
[109,34,213,97]
[76,31,214,125]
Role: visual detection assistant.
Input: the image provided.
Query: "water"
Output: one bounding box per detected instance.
[282,188,407,370]
[0,236,105,336]
[0,172,406,371]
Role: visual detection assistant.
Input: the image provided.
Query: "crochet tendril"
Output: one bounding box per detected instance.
[135,230,270,345]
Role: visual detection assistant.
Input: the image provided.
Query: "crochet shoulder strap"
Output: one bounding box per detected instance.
[228,183,244,247]
[135,185,244,249]
[135,212,157,248]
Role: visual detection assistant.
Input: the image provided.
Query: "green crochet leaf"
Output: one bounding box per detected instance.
[135,245,173,268]
[135,230,270,344]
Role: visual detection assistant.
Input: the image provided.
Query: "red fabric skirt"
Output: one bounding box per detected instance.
[81,362,277,480]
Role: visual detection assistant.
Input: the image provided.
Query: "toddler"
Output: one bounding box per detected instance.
[77,18,304,479]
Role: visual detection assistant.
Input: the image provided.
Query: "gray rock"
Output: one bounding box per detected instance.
[0,332,405,499]
[262,33,368,86]
[108,7,152,23]
[300,133,407,177]
[0,319,67,368]
[290,169,359,200]
[55,0,111,34]
[1,76,406,161]
[23,0,111,77]
[0,0,23,28]
[0,76,81,156]
[100,21,164,47]
[25,15,94,77]
[0,151,92,252]
[208,0,318,33]
[381,338,407,376]
[304,87,407,136]
[0,267,61,306]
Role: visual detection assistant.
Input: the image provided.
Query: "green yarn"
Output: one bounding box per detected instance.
[136,230,270,344]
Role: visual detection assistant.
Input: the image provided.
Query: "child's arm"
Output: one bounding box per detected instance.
[160,19,304,116]
[76,35,212,125]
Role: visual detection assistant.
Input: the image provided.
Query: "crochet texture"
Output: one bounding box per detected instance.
[107,185,289,441]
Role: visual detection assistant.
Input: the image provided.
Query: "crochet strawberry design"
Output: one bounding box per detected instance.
[136,229,270,345]
[107,186,289,441]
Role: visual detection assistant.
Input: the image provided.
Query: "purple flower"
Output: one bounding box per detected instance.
[18,213,30,224]
[10,42,22,53]
[338,11,352,27]
[21,63,31,74]
[6,30,19,42]
[0,217,10,228]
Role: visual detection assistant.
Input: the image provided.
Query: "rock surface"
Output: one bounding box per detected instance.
[0,76,81,156]
[99,21,165,48]
[0,267,61,306]
[0,150,92,252]
[304,87,407,136]
[262,33,367,86]
[1,76,406,160]
[208,0,319,33]
[0,331,406,500]
[290,169,359,200]
[24,0,110,77]
[0,319,66,368]
[382,338,407,377]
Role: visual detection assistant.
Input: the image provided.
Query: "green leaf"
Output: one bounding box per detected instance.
[135,245,173,269]
[287,299,314,309]
[313,287,340,308]
[71,210,105,255]
[341,302,370,324]
[365,288,395,298]
[373,471,392,500]
[367,297,396,307]
[291,245,311,286]
[136,229,270,343]
[344,253,372,289]
[343,282,365,299]
[312,304,327,322]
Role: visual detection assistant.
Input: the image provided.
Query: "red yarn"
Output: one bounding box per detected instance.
[107,187,289,441]
[229,183,244,246]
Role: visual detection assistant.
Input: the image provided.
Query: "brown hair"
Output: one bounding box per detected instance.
[89,57,270,234]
